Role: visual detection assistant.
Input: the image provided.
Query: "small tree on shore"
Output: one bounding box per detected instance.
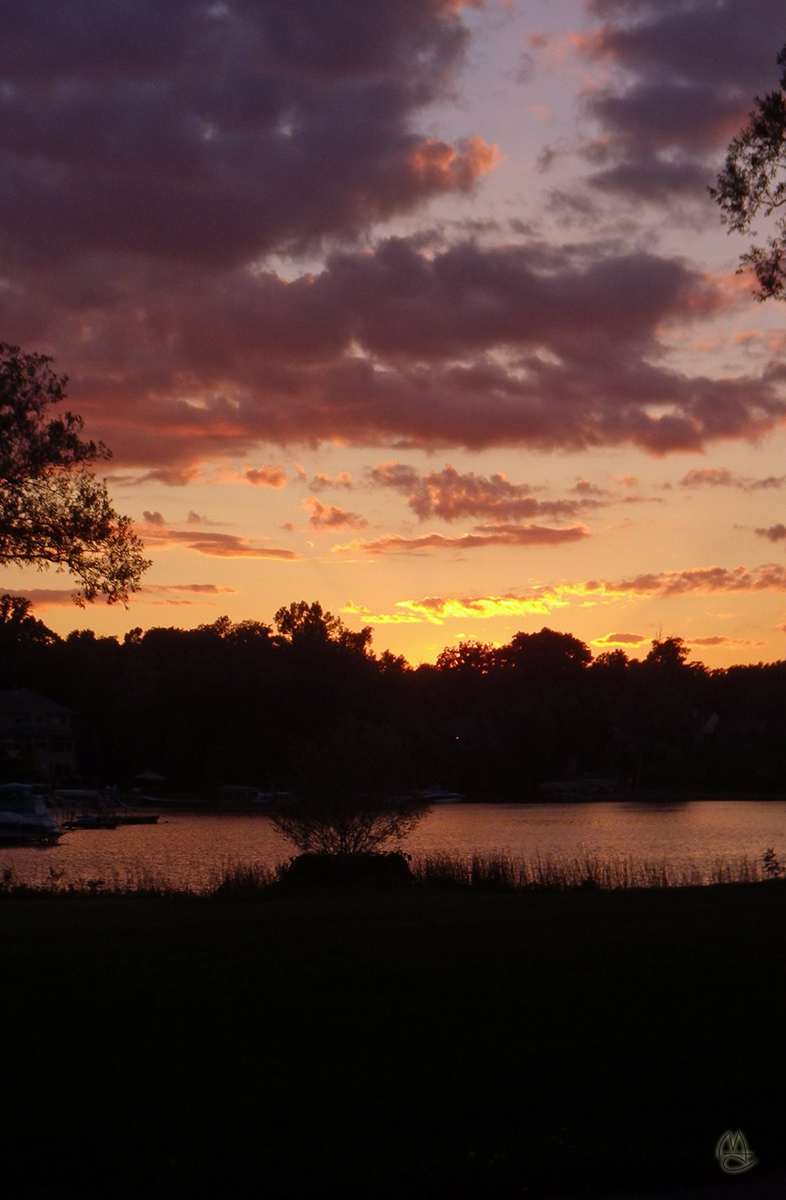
[270,719,428,854]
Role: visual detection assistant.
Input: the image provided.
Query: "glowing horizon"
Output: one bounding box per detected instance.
[4,1,786,669]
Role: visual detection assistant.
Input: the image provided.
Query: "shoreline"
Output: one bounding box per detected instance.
[129,789,786,812]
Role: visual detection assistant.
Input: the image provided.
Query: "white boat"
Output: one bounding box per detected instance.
[0,783,63,845]
[421,784,466,804]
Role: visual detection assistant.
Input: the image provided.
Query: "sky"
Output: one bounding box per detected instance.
[4,0,786,666]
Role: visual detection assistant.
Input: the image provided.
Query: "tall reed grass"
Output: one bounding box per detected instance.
[0,859,282,898]
[0,849,781,897]
[409,850,770,890]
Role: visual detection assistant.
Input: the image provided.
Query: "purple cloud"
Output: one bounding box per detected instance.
[577,0,784,203]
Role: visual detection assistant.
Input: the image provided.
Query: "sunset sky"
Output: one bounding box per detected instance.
[5,0,786,665]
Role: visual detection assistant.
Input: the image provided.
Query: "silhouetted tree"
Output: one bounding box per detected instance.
[274,600,371,652]
[436,640,496,673]
[0,593,58,647]
[593,649,629,670]
[270,719,426,854]
[644,636,691,671]
[7,594,786,796]
[0,593,60,691]
[0,343,149,603]
[497,628,592,680]
[711,43,786,299]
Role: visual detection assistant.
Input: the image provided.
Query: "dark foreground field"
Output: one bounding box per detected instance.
[2,882,785,1200]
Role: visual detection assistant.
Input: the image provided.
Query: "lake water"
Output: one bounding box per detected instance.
[2,800,786,891]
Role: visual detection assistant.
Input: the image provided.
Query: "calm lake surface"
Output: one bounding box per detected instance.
[3,800,786,890]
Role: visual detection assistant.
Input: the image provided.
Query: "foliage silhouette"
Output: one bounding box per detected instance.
[270,719,427,854]
[711,43,786,299]
[0,343,149,603]
[3,600,786,796]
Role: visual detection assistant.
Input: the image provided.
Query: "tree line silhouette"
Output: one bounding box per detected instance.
[2,593,786,796]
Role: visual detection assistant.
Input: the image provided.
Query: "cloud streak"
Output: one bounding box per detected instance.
[343,563,786,626]
[138,521,297,559]
[589,564,786,597]
[336,522,590,555]
[593,632,648,646]
[687,635,766,648]
[680,468,786,491]
[3,582,239,609]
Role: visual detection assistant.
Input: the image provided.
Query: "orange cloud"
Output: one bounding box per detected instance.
[369,461,590,521]
[755,525,786,543]
[341,563,786,629]
[185,511,231,527]
[138,521,297,560]
[1,588,84,608]
[687,635,766,648]
[309,471,353,491]
[574,565,786,599]
[4,583,239,609]
[341,601,422,625]
[681,468,786,491]
[592,632,648,646]
[148,584,237,595]
[118,467,203,487]
[335,523,590,555]
[406,137,501,190]
[303,497,368,532]
[244,466,288,488]
[344,591,582,626]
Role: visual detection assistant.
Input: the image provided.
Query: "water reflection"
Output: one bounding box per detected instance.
[1,800,785,891]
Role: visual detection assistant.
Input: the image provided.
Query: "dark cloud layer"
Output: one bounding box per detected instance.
[6,232,780,465]
[578,0,785,202]
[2,0,785,474]
[0,0,492,269]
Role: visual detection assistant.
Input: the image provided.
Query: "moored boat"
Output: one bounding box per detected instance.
[421,784,466,804]
[0,783,63,845]
[55,788,118,829]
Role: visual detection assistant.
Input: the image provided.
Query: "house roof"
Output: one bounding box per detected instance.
[0,689,73,715]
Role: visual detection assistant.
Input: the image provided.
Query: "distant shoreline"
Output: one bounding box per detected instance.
[130,789,786,814]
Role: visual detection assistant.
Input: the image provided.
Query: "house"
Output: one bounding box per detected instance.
[0,690,76,782]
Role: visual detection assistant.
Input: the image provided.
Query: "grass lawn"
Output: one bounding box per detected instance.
[1,882,784,1199]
